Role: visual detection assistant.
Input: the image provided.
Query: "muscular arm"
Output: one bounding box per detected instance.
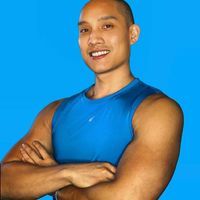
[1,100,71,199]
[2,99,116,199]
[58,95,184,200]
[2,161,73,199]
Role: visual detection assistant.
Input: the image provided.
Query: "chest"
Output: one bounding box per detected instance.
[52,100,134,165]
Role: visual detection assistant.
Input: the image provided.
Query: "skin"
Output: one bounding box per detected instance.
[78,0,140,98]
[1,100,116,199]
[2,0,184,200]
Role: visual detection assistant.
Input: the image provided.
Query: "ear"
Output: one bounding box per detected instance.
[129,24,140,45]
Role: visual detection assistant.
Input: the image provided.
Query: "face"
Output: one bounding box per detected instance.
[78,0,137,75]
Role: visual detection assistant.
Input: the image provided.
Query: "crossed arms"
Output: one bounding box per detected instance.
[1,94,184,200]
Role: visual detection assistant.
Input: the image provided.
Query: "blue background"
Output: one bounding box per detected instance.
[1,0,199,199]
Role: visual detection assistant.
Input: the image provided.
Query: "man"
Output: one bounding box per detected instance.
[2,0,184,199]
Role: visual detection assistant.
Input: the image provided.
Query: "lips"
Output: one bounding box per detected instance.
[88,49,111,60]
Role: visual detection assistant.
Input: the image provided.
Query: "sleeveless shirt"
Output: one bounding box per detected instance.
[52,78,162,166]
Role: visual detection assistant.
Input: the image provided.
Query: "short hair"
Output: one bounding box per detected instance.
[84,0,135,27]
[114,0,135,26]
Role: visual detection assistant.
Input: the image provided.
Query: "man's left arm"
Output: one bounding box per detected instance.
[58,96,184,200]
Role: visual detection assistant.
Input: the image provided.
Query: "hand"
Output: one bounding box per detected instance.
[20,141,117,188]
[66,162,116,188]
[20,141,58,167]
[20,141,58,197]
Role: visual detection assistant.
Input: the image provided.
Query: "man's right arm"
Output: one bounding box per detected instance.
[1,100,116,199]
[1,100,72,199]
[2,161,74,199]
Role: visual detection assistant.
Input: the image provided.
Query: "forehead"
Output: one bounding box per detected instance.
[79,0,124,23]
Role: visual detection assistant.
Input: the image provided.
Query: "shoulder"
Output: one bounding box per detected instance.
[39,99,65,117]
[31,98,65,131]
[133,93,184,139]
[2,98,66,163]
[36,89,85,128]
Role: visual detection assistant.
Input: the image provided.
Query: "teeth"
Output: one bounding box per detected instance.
[91,50,110,57]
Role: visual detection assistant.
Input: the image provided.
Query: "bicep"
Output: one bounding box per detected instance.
[2,100,62,163]
[114,97,184,199]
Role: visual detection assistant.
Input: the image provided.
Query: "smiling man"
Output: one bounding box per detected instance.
[2,0,184,200]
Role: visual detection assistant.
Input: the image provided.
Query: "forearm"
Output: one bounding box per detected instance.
[58,175,165,200]
[57,181,117,200]
[61,173,170,200]
[2,161,72,199]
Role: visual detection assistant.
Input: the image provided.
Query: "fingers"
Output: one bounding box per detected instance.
[99,163,116,182]
[102,169,115,182]
[105,172,115,181]
[20,147,35,164]
[32,141,50,159]
[96,163,116,183]
[103,162,117,174]
[21,143,42,164]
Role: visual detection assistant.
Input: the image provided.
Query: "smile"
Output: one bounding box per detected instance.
[89,50,110,59]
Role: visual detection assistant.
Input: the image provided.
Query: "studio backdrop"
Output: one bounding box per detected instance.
[0,0,199,199]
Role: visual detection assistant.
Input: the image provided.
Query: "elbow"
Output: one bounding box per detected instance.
[1,163,39,200]
[2,163,21,199]
[1,163,15,199]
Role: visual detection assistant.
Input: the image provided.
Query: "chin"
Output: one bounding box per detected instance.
[88,64,116,75]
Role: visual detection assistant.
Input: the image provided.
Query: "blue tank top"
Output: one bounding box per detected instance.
[52,78,163,166]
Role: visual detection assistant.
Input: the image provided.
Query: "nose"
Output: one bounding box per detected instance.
[88,30,104,46]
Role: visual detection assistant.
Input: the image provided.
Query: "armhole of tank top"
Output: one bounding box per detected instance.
[128,87,163,138]
[51,98,68,133]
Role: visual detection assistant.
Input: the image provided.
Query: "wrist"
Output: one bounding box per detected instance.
[61,164,74,186]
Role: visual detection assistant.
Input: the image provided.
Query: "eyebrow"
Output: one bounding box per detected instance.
[78,15,118,26]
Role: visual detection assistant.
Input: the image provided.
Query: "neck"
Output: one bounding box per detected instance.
[87,65,135,99]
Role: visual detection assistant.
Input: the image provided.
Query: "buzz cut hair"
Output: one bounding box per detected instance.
[114,0,135,26]
[85,0,135,27]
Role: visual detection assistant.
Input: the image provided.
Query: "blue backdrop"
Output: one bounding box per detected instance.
[1,0,199,199]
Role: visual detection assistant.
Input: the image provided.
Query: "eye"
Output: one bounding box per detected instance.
[102,24,113,30]
[80,28,89,33]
